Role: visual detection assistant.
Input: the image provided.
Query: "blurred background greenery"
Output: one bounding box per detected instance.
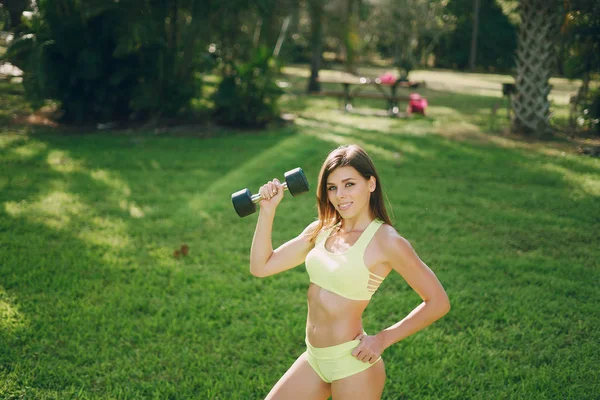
[0,0,599,135]
[1,1,599,399]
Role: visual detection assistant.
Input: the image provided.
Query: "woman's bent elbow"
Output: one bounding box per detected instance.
[432,294,450,318]
[440,296,451,316]
[249,265,266,278]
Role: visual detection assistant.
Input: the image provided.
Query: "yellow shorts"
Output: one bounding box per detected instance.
[305,334,382,383]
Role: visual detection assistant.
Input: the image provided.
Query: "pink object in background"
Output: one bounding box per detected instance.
[377,72,398,85]
[407,93,428,115]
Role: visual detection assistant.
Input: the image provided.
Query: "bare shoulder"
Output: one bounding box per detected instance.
[305,219,320,230]
[375,223,406,244]
[375,223,416,260]
[302,220,320,234]
[299,220,321,242]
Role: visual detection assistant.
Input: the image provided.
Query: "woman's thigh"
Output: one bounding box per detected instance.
[264,351,331,400]
[330,358,386,400]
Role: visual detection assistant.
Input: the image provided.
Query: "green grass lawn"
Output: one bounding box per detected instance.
[1,67,599,399]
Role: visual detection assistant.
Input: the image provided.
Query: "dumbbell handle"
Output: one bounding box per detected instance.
[250,182,289,203]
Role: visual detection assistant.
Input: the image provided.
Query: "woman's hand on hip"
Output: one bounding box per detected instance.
[352,332,387,364]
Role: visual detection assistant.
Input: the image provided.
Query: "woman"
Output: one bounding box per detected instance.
[250,144,450,400]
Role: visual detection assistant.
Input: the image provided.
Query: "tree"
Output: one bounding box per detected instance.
[510,0,562,136]
[2,0,29,31]
[468,0,480,70]
[562,0,600,98]
[376,0,454,76]
[307,0,324,92]
[561,0,600,133]
[436,0,516,72]
[6,0,213,123]
[342,0,360,73]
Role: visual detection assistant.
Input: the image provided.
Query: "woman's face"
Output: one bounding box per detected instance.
[326,166,376,219]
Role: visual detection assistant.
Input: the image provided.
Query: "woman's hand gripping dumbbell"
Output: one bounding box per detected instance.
[231,167,310,217]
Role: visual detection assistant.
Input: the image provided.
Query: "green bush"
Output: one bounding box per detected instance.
[582,88,600,134]
[435,0,517,72]
[6,7,136,122]
[4,1,210,124]
[212,45,283,128]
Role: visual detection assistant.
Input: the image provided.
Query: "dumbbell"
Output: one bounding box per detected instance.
[232,167,310,217]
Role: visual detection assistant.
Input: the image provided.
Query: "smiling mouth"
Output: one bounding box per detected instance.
[339,202,352,210]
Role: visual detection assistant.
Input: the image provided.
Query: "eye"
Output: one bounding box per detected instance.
[327,182,353,191]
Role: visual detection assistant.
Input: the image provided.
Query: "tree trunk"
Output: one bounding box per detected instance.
[469,0,480,71]
[511,0,560,137]
[343,0,359,74]
[6,0,28,31]
[307,0,323,93]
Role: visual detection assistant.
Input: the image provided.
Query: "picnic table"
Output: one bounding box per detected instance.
[312,76,422,117]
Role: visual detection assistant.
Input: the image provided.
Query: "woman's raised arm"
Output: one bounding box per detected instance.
[249,176,318,278]
[250,214,318,278]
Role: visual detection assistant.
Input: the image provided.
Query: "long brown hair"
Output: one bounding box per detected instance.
[308,144,393,242]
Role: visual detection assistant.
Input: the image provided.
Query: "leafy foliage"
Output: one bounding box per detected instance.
[0,0,29,31]
[372,0,455,74]
[6,4,135,122]
[560,0,600,135]
[212,45,283,128]
[574,87,600,134]
[436,0,517,72]
[561,0,600,81]
[4,0,212,123]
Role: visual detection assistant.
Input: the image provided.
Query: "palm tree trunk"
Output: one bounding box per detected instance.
[511,0,560,137]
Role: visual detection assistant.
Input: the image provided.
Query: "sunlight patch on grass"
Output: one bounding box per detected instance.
[119,199,145,218]
[295,117,354,135]
[90,169,132,197]
[317,110,401,133]
[47,150,84,173]
[12,141,47,158]
[297,116,433,159]
[299,125,407,164]
[0,133,24,149]
[303,129,348,146]
[428,105,461,116]
[78,216,131,250]
[396,119,437,136]
[298,108,437,138]
[0,289,26,333]
[476,133,599,162]
[284,66,584,106]
[4,191,87,230]
[79,230,130,250]
[542,163,600,197]
[434,119,482,138]
[393,142,429,159]
[187,133,311,215]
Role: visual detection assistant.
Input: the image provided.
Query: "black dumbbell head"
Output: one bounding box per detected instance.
[284,167,310,196]
[232,188,256,217]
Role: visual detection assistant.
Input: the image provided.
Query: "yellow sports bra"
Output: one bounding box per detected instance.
[305,219,386,301]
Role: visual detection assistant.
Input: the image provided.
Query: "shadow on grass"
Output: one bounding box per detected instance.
[1,95,599,398]
[0,79,30,126]
[0,127,310,398]
[279,76,578,147]
[290,114,598,255]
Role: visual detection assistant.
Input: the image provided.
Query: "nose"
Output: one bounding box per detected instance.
[335,187,347,200]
